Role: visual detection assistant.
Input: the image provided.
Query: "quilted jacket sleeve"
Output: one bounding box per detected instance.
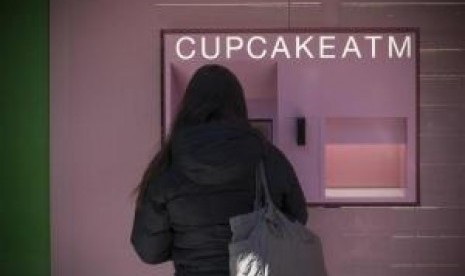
[266,144,308,225]
[130,173,173,264]
[281,154,308,225]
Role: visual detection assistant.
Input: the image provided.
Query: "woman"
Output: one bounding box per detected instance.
[130,64,308,276]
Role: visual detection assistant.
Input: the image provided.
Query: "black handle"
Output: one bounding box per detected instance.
[296,117,306,146]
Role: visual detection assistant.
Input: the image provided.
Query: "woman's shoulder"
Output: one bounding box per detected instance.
[261,142,298,187]
[146,166,181,204]
[262,142,292,168]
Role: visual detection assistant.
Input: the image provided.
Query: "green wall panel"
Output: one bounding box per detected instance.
[0,0,50,275]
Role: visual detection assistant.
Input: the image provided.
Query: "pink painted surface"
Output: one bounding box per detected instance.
[324,117,407,188]
[325,144,406,188]
[50,0,175,275]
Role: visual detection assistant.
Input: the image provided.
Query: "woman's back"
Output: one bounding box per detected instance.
[130,121,308,276]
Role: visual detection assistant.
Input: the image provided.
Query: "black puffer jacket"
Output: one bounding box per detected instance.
[130,120,308,276]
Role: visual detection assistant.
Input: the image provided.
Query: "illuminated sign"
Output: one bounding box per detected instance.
[174,34,412,60]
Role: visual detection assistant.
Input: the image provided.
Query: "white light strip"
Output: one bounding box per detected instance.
[342,233,465,238]
[392,234,465,239]
[419,103,465,107]
[420,48,465,52]
[340,206,394,209]
[420,74,465,78]
[419,133,465,137]
[391,205,465,209]
[290,1,323,6]
[420,162,465,166]
[341,205,465,209]
[325,187,405,198]
[391,263,460,268]
[154,2,322,8]
[155,2,287,7]
[342,1,465,7]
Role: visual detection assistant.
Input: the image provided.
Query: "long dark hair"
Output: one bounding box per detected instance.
[131,63,259,209]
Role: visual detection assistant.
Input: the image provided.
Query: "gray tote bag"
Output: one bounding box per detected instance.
[228,159,328,276]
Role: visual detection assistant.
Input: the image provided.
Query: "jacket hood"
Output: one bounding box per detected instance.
[171,120,266,185]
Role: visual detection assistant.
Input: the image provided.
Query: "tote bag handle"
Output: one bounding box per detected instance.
[253,159,276,211]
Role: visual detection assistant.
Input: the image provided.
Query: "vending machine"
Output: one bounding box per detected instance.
[161,29,419,206]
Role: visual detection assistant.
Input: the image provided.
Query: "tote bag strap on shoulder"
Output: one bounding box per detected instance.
[253,159,276,210]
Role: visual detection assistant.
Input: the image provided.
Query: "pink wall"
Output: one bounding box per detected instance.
[50,1,465,276]
[50,0,171,275]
